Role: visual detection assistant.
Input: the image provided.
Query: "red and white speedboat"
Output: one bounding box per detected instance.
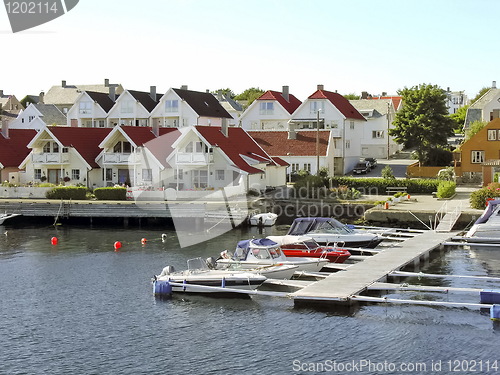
[268,235,351,263]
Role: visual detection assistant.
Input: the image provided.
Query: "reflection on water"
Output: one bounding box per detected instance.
[0,224,499,374]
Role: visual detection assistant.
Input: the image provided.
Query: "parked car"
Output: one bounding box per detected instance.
[365,157,377,168]
[353,161,371,174]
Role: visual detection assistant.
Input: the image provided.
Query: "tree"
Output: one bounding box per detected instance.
[449,105,468,133]
[390,84,454,165]
[234,87,265,107]
[469,87,490,105]
[343,93,360,100]
[464,120,487,142]
[211,88,235,99]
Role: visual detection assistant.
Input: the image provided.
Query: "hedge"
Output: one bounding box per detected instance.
[470,183,500,209]
[93,187,127,201]
[329,177,441,194]
[46,187,88,200]
[436,181,456,199]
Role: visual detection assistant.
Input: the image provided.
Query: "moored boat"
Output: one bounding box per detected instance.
[249,212,278,227]
[0,213,21,225]
[465,199,500,238]
[267,235,351,263]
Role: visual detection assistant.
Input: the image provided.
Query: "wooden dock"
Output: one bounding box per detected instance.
[292,231,458,306]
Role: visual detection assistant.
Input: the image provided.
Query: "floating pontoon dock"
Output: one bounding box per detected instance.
[292,231,458,307]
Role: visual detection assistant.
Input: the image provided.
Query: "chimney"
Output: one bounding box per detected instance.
[282,86,289,102]
[361,91,368,99]
[221,118,229,137]
[317,84,324,91]
[493,81,497,89]
[381,91,387,97]
[288,122,297,140]
[104,79,110,87]
[150,85,156,101]
[62,80,67,88]
[109,86,116,101]
[39,91,45,104]
[180,85,188,90]
[217,90,223,101]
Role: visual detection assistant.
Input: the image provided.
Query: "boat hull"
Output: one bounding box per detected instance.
[281,248,350,263]
[217,259,328,273]
[157,274,266,293]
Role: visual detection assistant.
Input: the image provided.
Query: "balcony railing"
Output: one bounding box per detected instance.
[331,129,341,138]
[32,153,70,164]
[176,152,214,164]
[102,153,139,164]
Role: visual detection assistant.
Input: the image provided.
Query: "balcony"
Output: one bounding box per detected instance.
[102,153,139,164]
[176,152,214,165]
[32,153,70,164]
[331,129,342,138]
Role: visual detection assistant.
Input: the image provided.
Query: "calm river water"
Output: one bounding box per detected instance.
[1,223,499,374]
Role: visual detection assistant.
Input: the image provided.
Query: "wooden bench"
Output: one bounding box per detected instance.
[386,186,408,195]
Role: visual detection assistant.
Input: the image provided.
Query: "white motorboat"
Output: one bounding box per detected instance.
[153,257,267,294]
[287,217,383,248]
[0,213,20,225]
[465,199,500,238]
[249,212,278,227]
[216,238,329,272]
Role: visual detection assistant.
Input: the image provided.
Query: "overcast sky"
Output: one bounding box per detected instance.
[0,0,496,100]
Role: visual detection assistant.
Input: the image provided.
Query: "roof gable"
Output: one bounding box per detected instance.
[257,90,302,114]
[86,91,117,112]
[128,90,162,112]
[172,88,233,119]
[308,90,365,121]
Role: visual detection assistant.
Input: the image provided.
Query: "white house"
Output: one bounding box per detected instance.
[215,90,244,127]
[20,126,112,187]
[464,83,500,129]
[164,125,288,193]
[288,86,366,174]
[349,98,401,159]
[149,87,233,129]
[445,88,468,115]
[67,90,117,128]
[107,88,161,128]
[9,103,66,130]
[239,86,302,130]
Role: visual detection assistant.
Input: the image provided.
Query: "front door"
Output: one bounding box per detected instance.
[48,169,59,184]
[118,169,131,186]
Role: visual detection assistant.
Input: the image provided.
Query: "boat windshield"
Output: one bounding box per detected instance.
[288,218,354,235]
[187,257,210,271]
[250,246,282,260]
[234,246,249,261]
[310,220,354,234]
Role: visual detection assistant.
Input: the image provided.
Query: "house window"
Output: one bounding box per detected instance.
[43,142,51,153]
[71,169,80,180]
[165,100,178,112]
[310,101,324,114]
[471,151,485,164]
[259,102,274,115]
[488,129,497,141]
[93,120,105,128]
[291,163,299,172]
[142,169,152,181]
[79,101,92,114]
[174,169,183,180]
[34,169,42,180]
[185,142,193,153]
[193,170,208,188]
[350,121,355,129]
[304,163,311,173]
[113,141,131,153]
[346,140,351,149]
[105,169,113,181]
[215,170,225,181]
[372,130,384,139]
[195,142,203,153]
[62,148,68,153]
[121,101,134,114]
[28,115,35,122]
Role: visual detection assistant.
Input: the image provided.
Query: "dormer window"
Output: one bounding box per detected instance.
[310,101,324,114]
[165,100,178,113]
[79,101,92,114]
[43,142,59,153]
[113,141,132,153]
[259,102,274,115]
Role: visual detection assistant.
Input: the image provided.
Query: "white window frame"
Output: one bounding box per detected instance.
[346,140,351,149]
[259,102,274,115]
[142,169,152,181]
[372,130,384,139]
[215,170,225,181]
[165,100,179,113]
[71,169,80,180]
[471,150,485,164]
[34,169,42,180]
[174,169,183,180]
[121,101,134,114]
[79,101,92,114]
[488,129,497,141]
[303,163,311,172]
[309,101,324,115]
[350,121,355,129]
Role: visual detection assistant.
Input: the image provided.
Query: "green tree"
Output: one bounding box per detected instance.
[234,87,265,107]
[449,105,468,133]
[469,87,490,105]
[212,88,235,99]
[381,165,395,179]
[343,93,360,100]
[464,120,488,142]
[390,83,454,165]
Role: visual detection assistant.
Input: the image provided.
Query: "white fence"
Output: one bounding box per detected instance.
[0,187,53,199]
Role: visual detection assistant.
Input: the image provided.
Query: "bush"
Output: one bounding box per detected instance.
[437,167,455,181]
[470,183,500,209]
[93,187,127,201]
[329,177,440,194]
[436,181,456,199]
[381,165,395,179]
[46,187,88,200]
[294,175,329,198]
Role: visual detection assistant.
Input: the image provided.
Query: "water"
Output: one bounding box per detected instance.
[1,224,499,375]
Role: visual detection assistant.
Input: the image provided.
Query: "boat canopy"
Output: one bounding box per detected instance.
[235,238,282,261]
[287,217,354,236]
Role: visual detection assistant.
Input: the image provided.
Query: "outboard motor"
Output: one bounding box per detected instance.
[206,257,217,269]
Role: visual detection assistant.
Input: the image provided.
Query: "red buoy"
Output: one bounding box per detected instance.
[51,237,58,245]
[114,241,122,250]
[141,238,147,244]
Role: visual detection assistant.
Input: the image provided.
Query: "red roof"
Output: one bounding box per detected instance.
[271,156,290,167]
[120,126,174,146]
[49,127,112,168]
[195,126,276,174]
[309,90,366,121]
[249,131,330,157]
[369,96,402,110]
[0,129,37,168]
[257,90,302,114]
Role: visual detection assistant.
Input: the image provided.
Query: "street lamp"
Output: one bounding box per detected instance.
[316,109,322,176]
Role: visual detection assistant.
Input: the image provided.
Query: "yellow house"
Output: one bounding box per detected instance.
[457,118,500,185]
